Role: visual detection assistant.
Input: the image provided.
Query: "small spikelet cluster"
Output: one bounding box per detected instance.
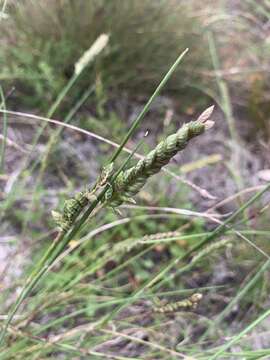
[140,230,182,243]
[153,293,203,314]
[107,107,214,208]
[52,163,114,232]
[95,230,184,267]
[190,238,232,265]
[52,190,89,232]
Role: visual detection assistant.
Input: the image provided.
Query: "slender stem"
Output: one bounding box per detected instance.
[47,74,78,119]
[208,32,237,142]
[202,258,270,342]
[0,87,7,172]
[37,84,95,181]
[21,72,82,177]
[21,85,95,234]
[209,306,270,359]
[109,48,189,164]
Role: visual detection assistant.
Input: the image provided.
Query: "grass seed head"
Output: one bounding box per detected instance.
[108,107,215,207]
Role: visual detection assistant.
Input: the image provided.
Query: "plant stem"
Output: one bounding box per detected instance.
[0,86,7,172]
[109,48,189,164]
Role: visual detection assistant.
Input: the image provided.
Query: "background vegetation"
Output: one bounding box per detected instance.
[0,0,270,359]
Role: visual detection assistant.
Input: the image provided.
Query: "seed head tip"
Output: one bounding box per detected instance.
[198,105,215,124]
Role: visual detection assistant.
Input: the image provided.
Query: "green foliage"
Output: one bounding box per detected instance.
[1,1,270,359]
[0,0,209,111]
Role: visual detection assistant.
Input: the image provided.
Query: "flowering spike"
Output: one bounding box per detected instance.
[107,112,215,207]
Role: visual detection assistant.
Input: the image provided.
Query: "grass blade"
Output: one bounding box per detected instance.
[109,48,189,163]
[0,86,7,172]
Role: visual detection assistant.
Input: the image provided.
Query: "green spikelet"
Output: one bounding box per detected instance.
[51,210,64,228]
[108,112,214,207]
[51,163,115,233]
[51,210,70,233]
[190,238,232,265]
[63,191,88,222]
[153,293,203,314]
[52,190,92,233]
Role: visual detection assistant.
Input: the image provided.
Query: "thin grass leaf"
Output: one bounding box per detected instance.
[0,86,7,172]
[208,306,270,359]
[109,48,189,163]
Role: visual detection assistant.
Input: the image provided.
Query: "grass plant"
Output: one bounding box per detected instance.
[0,50,193,345]
[0,0,209,111]
[1,1,270,359]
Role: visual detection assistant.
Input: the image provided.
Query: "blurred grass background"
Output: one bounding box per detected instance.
[0,0,270,359]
